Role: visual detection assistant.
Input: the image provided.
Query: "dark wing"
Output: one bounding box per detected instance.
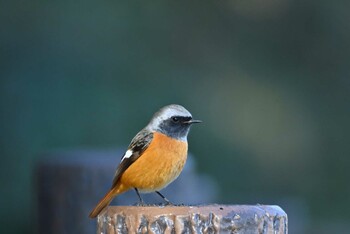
[111,129,153,188]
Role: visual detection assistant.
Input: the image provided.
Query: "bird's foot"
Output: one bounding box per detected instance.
[134,201,147,206]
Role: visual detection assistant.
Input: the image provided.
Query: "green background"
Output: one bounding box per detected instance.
[1,1,349,233]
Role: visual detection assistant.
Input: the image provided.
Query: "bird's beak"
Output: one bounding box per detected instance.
[184,119,202,124]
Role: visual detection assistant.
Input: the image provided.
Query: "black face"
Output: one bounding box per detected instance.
[158,116,193,140]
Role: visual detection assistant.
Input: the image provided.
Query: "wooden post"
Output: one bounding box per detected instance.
[97,205,287,234]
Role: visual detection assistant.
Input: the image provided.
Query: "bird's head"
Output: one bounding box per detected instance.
[146,104,201,141]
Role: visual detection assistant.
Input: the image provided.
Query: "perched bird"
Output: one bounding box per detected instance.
[89,104,201,218]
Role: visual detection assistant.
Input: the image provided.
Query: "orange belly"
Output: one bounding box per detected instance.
[120,132,188,192]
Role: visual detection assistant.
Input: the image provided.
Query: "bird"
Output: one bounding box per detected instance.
[89,104,201,218]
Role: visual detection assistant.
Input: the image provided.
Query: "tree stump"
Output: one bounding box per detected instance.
[97,205,287,234]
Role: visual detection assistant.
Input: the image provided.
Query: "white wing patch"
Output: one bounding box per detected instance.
[121,149,133,162]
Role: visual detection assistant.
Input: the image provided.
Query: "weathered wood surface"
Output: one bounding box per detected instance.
[98,205,288,234]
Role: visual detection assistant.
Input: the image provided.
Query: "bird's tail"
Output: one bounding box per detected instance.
[89,185,128,218]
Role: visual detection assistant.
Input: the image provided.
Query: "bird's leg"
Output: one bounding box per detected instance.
[134,188,145,206]
[155,191,173,205]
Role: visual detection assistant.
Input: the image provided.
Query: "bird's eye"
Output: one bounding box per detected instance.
[172,117,179,122]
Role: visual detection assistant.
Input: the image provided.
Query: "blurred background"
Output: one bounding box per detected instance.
[1,1,350,233]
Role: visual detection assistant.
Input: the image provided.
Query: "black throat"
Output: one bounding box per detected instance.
[157,117,191,141]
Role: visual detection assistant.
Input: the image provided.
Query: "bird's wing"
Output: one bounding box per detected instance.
[111,129,153,188]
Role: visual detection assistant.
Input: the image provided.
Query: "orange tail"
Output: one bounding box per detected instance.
[89,185,128,218]
[89,189,115,218]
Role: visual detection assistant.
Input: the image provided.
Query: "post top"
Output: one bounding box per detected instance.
[98,204,288,234]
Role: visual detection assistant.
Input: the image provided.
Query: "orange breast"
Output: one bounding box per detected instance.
[120,132,188,192]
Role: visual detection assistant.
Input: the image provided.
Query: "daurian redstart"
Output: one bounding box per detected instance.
[89,104,201,218]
